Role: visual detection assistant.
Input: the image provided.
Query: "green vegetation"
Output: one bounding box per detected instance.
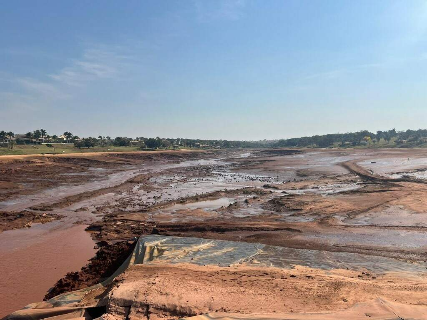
[2,128,427,156]
[274,129,427,148]
[0,129,273,155]
[0,144,141,156]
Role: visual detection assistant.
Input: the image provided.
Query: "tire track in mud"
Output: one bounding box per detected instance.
[28,173,151,212]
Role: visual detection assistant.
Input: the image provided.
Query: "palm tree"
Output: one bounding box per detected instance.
[40,129,47,143]
[63,132,73,143]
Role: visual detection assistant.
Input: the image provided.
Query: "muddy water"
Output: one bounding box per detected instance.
[0,224,95,317]
[0,198,102,317]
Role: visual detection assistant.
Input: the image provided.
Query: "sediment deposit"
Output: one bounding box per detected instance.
[2,148,427,318]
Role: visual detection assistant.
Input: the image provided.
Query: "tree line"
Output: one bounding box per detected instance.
[0,129,272,150]
[3,128,427,150]
[274,129,427,148]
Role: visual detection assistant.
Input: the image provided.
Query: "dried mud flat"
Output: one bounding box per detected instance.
[2,148,427,319]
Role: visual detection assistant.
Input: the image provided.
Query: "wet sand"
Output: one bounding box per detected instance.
[109,263,427,316]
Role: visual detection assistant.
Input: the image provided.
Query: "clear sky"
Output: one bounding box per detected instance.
[1,0,426,140]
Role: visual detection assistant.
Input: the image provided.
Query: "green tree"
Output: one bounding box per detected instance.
[98,136,106,147]
[145,137,160,149]
[25,132,33,140]
[40,129,47,142]
[161,139,172,148]
[74,138,95,149]
[33,130,41,141]
[113,137,131,146]
[6,131,14,149]
[63,132,73,143]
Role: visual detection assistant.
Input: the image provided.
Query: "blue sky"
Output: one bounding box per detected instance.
[1,0,427,140]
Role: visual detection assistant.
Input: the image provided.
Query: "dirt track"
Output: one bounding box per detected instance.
[2,148,427,318]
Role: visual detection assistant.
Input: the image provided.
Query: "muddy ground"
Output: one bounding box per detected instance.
[2,148,427,318]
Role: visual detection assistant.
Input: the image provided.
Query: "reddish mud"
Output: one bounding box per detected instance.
[44,240,136,300]
[3,148,427,318]
[0,211,59,232]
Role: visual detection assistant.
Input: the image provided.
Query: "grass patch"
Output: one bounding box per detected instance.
[0,144,143,156]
